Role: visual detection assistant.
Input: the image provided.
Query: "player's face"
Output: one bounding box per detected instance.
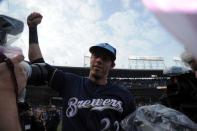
[89,51,114,80]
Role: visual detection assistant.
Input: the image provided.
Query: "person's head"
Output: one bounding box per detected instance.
[89,43,116,83]
[34,108,42,118]
[27,108,33,116]
[181,51,197,71]
[49,105,56,112]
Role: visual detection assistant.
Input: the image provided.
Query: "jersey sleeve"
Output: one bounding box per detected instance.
[48,67,82,96]
[31,57,45,63]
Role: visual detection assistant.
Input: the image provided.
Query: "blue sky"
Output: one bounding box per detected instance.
[0,0,184,68]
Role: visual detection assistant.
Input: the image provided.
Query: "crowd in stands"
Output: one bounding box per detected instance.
[18,103,61,131]
[110,77,168,89]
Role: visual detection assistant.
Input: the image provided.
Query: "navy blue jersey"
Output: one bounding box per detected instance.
[49,69,136,131]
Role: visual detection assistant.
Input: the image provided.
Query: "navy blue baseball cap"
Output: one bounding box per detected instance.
[89,43,116,61]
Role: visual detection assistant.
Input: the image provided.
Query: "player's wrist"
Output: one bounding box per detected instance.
[28,22,39,29]
[28,25,37,30]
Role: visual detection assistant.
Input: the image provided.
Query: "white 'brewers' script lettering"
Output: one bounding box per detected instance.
[66,97,123,117]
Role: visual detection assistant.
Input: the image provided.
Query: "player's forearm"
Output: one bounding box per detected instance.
[28,27,44,62]
[28,44,44,62]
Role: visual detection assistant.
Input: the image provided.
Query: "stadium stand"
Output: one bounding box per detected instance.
[26,66,168,106]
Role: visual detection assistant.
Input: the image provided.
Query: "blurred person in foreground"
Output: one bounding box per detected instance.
[27,12,136,131]
[0,14,29,131]
[161,51,197,123]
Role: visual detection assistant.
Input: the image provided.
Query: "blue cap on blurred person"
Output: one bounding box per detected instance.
[89,43,116,61]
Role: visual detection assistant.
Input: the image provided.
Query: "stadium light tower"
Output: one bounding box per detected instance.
[84,55,90,67]
[173,57,185,67]
[128,56,165,69]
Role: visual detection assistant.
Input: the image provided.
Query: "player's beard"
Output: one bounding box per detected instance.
[92,73,102,80]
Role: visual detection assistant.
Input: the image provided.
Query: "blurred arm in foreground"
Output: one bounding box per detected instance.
[0,54,28,131]
[142,0,197,60]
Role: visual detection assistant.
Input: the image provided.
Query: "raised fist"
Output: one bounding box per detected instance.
[27,12,43,28]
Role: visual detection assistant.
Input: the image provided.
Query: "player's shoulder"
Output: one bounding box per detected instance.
[55,69,82,79]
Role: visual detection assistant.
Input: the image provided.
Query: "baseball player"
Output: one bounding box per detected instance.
[27,12,136,131]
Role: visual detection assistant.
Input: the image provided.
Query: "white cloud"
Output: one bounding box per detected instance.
[7,0,103,66]
[121,0,131,9]
[107,10,139,38]
[3,0,184,68]
[0,0,9,13]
